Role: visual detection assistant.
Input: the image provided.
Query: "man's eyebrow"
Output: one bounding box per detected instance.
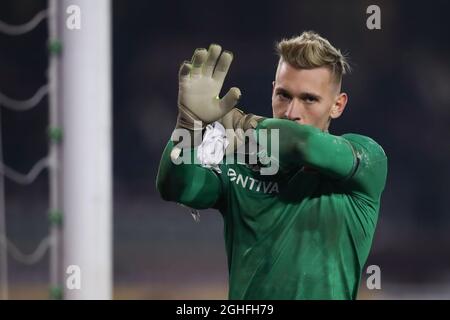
[298,92,321,101]
[274,87,291,96]
[275,87,322,101]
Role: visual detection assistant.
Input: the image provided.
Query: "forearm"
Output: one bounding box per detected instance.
[156,140,222,209]
[257,119,355,179]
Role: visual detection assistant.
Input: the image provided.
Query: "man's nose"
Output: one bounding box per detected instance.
[284,99,301,121]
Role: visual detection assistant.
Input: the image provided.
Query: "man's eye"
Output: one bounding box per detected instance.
[303,96,317,103]
[277,92,290,100]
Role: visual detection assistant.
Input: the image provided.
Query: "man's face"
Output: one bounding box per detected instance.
[272,61,347,131]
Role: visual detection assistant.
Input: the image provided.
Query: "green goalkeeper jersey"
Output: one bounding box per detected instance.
[157,119,388,300]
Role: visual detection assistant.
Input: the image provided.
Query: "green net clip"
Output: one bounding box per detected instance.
[49,286,64,300]
[48,127,63,143]
[48,209,63,226]
[48,40,63,55]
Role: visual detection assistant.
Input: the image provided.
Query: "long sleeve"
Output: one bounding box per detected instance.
[156,140,224,209]
[256,118,387,200]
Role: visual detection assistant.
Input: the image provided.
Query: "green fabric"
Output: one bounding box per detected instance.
[156,119,388,300]
[156,141,222,209]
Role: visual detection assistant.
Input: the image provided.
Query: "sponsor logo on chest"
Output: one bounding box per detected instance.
[227,168,279,194]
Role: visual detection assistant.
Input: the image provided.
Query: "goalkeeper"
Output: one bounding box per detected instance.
[156,31,387,300]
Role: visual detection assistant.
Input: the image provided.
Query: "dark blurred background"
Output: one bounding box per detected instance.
[0,0,449,299]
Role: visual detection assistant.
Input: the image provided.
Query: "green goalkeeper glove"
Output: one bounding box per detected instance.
[219,108,266,155]
[175,44,241,134]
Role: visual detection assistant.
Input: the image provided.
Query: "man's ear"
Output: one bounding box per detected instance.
[330,93,348,119]
[272,81,275,96]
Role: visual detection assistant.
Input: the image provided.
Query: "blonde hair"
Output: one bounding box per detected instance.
[276,31,350,85]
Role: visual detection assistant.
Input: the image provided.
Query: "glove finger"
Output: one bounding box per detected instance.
[190,48,208,77]
[219,87,241,114]
[202,44,222,77]
[212,51,233,84]
[178,61,192,82]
